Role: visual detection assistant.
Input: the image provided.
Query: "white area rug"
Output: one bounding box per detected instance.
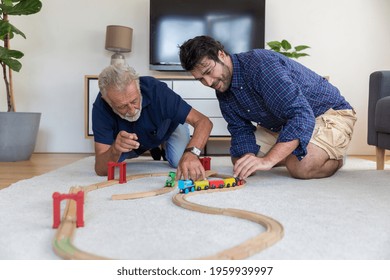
[0,156,389,260]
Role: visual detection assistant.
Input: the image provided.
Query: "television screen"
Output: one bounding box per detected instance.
[150,0,266,71]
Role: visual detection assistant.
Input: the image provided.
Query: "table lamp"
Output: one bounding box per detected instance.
[105,25,133,65]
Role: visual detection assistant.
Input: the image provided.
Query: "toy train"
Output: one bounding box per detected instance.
[178,177,244,194]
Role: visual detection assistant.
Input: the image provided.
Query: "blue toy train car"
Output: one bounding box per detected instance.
[178,179,195,194]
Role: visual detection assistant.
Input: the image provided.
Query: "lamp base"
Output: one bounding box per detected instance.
[110,52,126,66]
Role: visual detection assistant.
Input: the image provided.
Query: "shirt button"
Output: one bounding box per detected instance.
[240,87,243,90]
[247,109,250,112]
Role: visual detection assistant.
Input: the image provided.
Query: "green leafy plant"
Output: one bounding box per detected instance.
[267,39,310,59]
[0,0,42,112]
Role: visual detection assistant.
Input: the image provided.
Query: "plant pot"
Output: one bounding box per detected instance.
[0,112,41,162]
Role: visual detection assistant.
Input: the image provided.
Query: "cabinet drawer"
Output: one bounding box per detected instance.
[173,80,215,99]
[185,99,222,117]
[156,77,229,137]
[210,118,230,136]
[189,117,229,136]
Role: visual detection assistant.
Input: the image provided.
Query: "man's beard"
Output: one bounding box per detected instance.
[217,63,232,92]
[114,96,142,122]
[210,62,232,93]
[116,108,142,122]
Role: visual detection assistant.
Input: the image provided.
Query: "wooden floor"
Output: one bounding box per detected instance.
[0,153,388,190]
[0,153,92,190]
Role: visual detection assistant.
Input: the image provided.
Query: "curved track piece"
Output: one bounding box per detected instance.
[172,181,284,259]
[53,172,171,259]
[52,187,109,259]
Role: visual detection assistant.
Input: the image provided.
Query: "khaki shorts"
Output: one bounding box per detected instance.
[255,109,357,159]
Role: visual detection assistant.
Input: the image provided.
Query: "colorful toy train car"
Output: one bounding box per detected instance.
[178,177,244,193]
[178,179,195,194]
[194,180,209,191]
[165,171,176,187]
[208,179,225,190]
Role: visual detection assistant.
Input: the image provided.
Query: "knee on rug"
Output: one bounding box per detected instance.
[286,158,341,179]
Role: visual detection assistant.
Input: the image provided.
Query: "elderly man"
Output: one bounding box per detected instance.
[92,64,212,180]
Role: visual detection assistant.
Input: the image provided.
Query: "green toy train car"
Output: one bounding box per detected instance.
[165,171,176,187]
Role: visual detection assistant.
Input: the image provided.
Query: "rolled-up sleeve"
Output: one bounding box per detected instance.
[276,93,315,160]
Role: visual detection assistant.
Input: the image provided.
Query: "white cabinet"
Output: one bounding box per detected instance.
[157,78,230,137]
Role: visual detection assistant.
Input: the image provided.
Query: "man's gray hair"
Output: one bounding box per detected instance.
[98,64,140,97]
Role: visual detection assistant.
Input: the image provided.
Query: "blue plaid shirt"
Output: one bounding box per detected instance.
[217,49,352,159]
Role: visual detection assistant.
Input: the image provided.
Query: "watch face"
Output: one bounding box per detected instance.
[192,147,201,156]
[186,147,201,156]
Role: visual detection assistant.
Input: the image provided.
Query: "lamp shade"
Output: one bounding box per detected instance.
[105,25,133,52]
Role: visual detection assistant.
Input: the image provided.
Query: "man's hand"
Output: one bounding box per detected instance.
[94,131,139,176]
[113,131,140,154]
[176,152,206,181]
[233,153,273,179]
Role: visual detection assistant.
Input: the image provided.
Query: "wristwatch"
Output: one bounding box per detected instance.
[184,146,201,157]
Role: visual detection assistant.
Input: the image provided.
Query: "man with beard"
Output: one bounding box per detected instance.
[179,35,356,180]
[92,64,212,180]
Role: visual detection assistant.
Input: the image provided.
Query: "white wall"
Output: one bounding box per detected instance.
[1,0,389,155]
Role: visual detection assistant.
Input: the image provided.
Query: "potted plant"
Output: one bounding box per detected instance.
[0,0,42,161]
[267,39,310,59]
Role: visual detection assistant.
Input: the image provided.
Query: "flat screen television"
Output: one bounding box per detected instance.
[149,0,266,71]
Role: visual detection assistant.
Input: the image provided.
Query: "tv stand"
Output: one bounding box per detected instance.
[155,76,231,155]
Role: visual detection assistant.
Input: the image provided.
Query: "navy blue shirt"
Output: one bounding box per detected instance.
[217,49,352,159]
[92,76,191,161]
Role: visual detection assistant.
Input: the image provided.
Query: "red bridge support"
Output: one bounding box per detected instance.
[200,157,211,171]
[52,191,84,229]
[107,161,127,184]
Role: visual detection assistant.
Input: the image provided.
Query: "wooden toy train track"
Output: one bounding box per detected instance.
[52,170,284,260]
